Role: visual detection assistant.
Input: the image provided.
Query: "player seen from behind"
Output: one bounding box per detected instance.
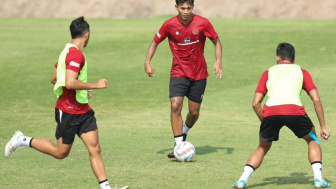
[232,43,330,189]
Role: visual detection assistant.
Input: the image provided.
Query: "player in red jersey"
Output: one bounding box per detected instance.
[232,43,330,189]
[144,0,222,158]
[5,17,128,189]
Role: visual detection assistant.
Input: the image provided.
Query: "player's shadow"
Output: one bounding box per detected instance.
[247,172,328,188]
[157,145,234,155]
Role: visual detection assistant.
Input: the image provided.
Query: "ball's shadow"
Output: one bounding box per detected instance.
[157,145,234,156]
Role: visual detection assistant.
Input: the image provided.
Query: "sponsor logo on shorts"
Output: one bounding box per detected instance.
[69,61,80,68]
[156,32,161,38]
[200,94,204,100]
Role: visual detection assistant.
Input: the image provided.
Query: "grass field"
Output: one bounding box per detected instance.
[0,17,335,189]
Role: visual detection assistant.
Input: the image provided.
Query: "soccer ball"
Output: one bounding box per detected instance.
[174,141,195,162]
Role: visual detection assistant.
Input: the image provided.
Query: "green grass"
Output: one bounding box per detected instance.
[0,17,335,189]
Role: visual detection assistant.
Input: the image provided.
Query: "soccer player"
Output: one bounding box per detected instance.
[5,17,128,189]
[232,43,330,189]
[144,0,223,158]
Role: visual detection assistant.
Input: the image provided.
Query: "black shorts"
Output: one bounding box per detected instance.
[55,108,98,144]
[259,115,313,142]
[169,77,207,103]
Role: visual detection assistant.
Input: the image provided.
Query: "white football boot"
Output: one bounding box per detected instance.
[5,131,24,157]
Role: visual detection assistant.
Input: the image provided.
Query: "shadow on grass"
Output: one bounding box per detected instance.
[157,145,234,155]
[247,172,329,188]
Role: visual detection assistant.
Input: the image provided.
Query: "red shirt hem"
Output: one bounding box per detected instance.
[262,104,307,118]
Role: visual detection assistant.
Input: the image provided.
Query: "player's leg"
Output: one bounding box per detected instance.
[185,100,201,130]
[32,108,77,159]
[302,128,330,188]
[233,116,281,189]
[170,96,185,139]
[167,78,190,158]
[5,131,71,159]
[31,108,76,159]
[246,140,272,169]
[183,78,206,141]
[80,130,110,188]
[78,109,128,189]
[287,115,330,188]
[183,100,201,140]
[167,96,185,158]
[302,127,321,163]
[233,140,272,189]
[31,137,72,159]
[5,108,74,159]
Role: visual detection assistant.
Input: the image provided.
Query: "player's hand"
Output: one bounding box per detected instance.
[213,61,222,78]
[320,128,330,140]
[87,89,93,98]
[95,79,108,89]
[145,63,154,77]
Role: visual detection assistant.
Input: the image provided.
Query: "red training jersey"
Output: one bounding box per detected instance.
[154,14,218,81]
[55,47,91,114]
[255,64,317,117]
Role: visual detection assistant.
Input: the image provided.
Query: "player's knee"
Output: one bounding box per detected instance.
[171,102,182,113]
[188,109,199,117]
[54,151,69,159]
[259,142,272,152]
[306,131,320,145]
[89,143,102,156]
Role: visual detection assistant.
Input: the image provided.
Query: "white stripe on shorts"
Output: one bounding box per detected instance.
[59,110,63,123]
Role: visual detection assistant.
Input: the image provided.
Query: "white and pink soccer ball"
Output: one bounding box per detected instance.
[174,141,196,162]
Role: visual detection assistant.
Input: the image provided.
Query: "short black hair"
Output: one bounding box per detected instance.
[176,0,194,6]
[276,42,295,62]
[70,16,90,39]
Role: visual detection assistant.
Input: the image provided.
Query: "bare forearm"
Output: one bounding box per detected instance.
[215,39,222,63]
[314,100,326,129]
[66,80,98,90]
[145,41,158,64]
[309,90,326,129]
[253,105,263,122]
[252,93,265,122]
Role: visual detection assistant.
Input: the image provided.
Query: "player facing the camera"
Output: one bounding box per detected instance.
[144,0,223,159]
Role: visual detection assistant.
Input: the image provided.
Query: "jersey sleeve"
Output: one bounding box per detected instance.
[301,68,317,92]
[65,48,85,73]
[154,21,168,44]
[255,70,268,94]
[204,19,218,40]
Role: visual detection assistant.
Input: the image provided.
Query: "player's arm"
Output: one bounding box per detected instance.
[144,40,159,77]
[308,89,330,140]
[51,68,57,85]
[211,38,222,78]
[252,93,265,122]
[66,69,107,90]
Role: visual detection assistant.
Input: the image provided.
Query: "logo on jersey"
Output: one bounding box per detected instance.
[176,31,179,36]
[184,38,190,43]
[193,29,199,35]
[69,61,80,68]
[156,32,161,38]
